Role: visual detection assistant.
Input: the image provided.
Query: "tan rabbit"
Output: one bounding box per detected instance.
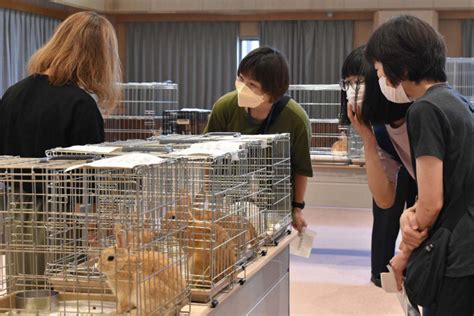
[331,134,348,155]
[113,223,155,250]
[97,230,187,315]
[162,209,237,286]
[193,208,258,251]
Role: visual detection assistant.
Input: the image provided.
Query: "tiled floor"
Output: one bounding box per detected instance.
[290,207,404,316]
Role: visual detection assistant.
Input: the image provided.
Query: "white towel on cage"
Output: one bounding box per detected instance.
[65,153,166,171]
[169,141,244,160]
[61,145,121,154]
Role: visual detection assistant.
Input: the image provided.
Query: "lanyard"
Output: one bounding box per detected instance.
[247,105,275,134]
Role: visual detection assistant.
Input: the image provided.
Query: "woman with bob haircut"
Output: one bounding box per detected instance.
[366,15,474,315]
[340,45,417,288]
[0,11,122,158]
[204,46,313,234]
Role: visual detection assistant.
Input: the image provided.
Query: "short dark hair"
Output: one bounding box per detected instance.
[341,45,371,78]
[238,46,289,102]
[366,15,447,85]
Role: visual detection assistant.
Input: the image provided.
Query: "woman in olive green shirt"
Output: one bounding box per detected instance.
[205,46,313,233]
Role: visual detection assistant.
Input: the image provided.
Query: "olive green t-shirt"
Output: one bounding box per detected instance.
[204,90,313,178]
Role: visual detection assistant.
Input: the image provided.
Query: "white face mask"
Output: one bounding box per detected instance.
[235,80,265,108]
[346,84,365,111]
[378,77,411,104]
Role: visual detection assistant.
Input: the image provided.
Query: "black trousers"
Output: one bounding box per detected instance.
[371,167,417,278]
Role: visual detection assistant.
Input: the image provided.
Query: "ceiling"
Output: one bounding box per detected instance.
[48,0,474,14]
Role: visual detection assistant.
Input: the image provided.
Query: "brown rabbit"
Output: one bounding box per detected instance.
[162,209,237,287]
[97,230,187,315]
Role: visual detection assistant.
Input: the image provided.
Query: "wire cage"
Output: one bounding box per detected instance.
[105,82,179,142]
[161,141,260,304]
[162,109,211,136]
[154,133,292,246]
[45,140,173,160]
[288,84,345,155]
[345,126,364,162]
[47,142,253,305]
[446,57,474,103]
[0,156,190,315]
[222,134,292,246]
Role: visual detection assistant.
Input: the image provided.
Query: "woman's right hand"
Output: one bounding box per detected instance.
[346,101,374,142]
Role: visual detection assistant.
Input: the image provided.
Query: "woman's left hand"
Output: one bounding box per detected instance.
[389,252,410,291]
[400,206,428,250]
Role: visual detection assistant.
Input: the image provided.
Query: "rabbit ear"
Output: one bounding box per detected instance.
[116,230,127,248]
[113,223,123,235]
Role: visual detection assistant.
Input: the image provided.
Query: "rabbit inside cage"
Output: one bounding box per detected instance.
[0,157,190,315]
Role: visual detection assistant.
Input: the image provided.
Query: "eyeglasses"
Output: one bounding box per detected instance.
[339,79,365,91]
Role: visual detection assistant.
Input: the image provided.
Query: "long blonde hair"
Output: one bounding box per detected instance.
[28,11,121,112]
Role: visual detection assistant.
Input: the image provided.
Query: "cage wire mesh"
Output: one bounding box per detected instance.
[446,57,474,103]
[288,84,344,155]
[105,82,179,142]
[226,135,292,246]
[162,109,211,136]
[155,133,292,246]
[161,142,252,303]
[0,157,191,315]
[47,139,258,304]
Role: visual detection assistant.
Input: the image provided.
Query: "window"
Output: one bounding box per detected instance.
[238,38,260,62]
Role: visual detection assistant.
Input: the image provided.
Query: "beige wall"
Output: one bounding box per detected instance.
[353,19,374,48]
[374,10,439,29]
[439,19,463,57]
[353,14,464,57]
[240,22,259,38]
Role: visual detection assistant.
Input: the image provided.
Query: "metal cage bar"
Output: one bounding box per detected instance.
[105,82,179,142]
[0,157,191,315]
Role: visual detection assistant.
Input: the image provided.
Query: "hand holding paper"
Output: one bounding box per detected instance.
[290,229,316,258]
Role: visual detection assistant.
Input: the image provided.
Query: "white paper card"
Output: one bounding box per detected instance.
[170,141,243,159]
[65,153,165,171]
[381,266,399,293]
[290,229,316,258]
[62,145,121,154]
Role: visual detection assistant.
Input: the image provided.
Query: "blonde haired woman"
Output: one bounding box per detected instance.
[0,11,121,157]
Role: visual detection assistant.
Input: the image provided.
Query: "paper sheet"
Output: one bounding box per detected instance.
[169,141,243,160]
[65,153,166,171]
[290,229,316,258]
[62,145,121,154]
[381,265,398,293]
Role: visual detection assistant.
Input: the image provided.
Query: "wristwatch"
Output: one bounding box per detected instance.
[292,201,305,210]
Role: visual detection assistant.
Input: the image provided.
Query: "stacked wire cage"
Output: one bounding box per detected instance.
[46,141,253,305]
[208,134,292,245]
[163,141,252,304]
[0,156,190,315]
[162,109,211,135]
[223,134,292,246]
[288,84,347,156]
[446,57,474,103]
[154,133,292,246]
[105,82,179,142]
